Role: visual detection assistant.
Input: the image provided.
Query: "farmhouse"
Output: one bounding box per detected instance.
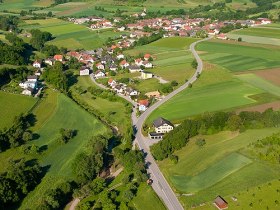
[108,78,117,87]
[80,66,90,76]
[45,58,54,66]
[217,33,227,40]
[142,61,153,68]
[214,196,228,210]
[153,117,174,133]
[120,60,130,69]
[148,132,164,140]
[96,63,105,70]
[141,71,153,79]
[144,53,151,61]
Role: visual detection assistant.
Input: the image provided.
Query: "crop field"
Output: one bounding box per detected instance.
[227,34,280,46]
[254,68,280,86]
[147,79,263,123]
[230,27,280,39]
[236,73,280,97]
[0,0,52,12]
[21,18,127,50]
[158,128,280,207]
[236,101,280,113]
[0,91,37,129]
[18,93,108,208]
[197,40,280,72]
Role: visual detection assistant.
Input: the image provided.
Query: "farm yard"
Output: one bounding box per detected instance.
[0,91,37,129]
[157,128,280,208]
[21,18,127,50]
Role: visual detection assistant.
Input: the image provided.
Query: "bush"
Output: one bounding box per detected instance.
[169,155,178,164]
[196,138,206,147]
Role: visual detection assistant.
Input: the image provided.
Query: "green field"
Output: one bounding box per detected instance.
[230,27,280,39]
[132,184,167,210]
[158,128,280,207]
[197,40,280,71]
[236,73,280,97]
[21,18,127,50]
[0,0,53,12]
[0,91,37,129]
[70,76,131,135]
[1,93,109,209]
[147,78,263,123]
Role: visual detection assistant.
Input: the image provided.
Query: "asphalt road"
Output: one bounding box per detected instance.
[90,37,211,210]
[134,37,211,210]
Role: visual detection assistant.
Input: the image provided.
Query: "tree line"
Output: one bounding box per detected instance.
[151,109,280,160]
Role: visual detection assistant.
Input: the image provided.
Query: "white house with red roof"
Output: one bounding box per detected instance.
[138,99,149,111]
[33,60,41,68]
[217,33,227,40]
[80,66,90,76]
[95,70,105,78]
[135,58,143,66]
[96,63,105,70]
[120,60,129,69]
[54,54,63,62]
[144,54,151,61]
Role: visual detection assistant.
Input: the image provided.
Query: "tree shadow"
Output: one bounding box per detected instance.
[39,145,48,153]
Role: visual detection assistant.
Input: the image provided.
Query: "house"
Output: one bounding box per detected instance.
[117,54,125,60]
[125,87,138,96]
[45,58,54,66]
[128,65,141,73]
[217,33,227,40]
[135,58,143,66]
[214,196,228,210]
[22,87,33,96]
[141,71,153,79]
[33,60,41,68]
[145,91,161,99]
[19,81,37,89]
[80,66,90,76]
[109,64,118,71]
[120,60,130,69]
[108,78,117,87]
[138,99,149,111]
[144,53,151,61]
[114,85,125,94]
[54,54,63,62]
[96,63,105,70]
[95,70,105,78]
[258,18,272,25]
[27,75,38,82]
[142,61,153,68]
[153,117,174,133]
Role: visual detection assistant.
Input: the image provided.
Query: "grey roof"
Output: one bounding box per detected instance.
[128,65,141,70]
[27,75,38,80]
[153,117,174,128]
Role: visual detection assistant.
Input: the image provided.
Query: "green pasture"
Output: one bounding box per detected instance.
[195,179,280,210]
[30,88,58,131]
[236,73,280,97]
[158,128,280,207]
[18,93,108,208]
[147,79,263,123]
[0,0,50,12]
[131,184,167,210]
[230,27,280,39]
[197,40,280,71]
[133,78,163,93]
[70,76,130,134]
[0,91,37,129]
[171,153,252,193]
[21,18,126,50]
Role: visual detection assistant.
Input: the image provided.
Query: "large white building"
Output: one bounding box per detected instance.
[153,117,174,133]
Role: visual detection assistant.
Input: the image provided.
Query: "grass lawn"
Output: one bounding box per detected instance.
[21,18,127,50]
[16,93,109,209]
[0,91,38,129]
[197,40,280,72]
[131,184,167,210]
[157,128,280,207]
[147,78,263,123]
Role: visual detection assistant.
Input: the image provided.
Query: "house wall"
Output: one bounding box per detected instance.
[155,124,173,133]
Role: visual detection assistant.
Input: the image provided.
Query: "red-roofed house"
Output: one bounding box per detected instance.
[135,58,143,66]
[33,60,41,68]
[54,54,63,62]
[120,60,129,69]
[138,99,149,111]
[108,78,117,87]
[144,54,151,61]
[96,63,105,70]
[217,33,227,40]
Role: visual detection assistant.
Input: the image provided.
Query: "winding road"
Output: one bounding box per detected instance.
[91,37,211,210]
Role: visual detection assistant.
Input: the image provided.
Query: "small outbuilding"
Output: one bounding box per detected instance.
[214,196,228,210]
